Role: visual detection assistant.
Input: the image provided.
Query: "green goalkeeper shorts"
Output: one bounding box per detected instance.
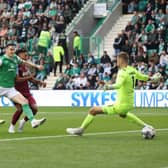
[102,103,133,115]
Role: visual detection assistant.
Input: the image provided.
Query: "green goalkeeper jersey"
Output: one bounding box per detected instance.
[112,66,149,106]
[0,54,23,88]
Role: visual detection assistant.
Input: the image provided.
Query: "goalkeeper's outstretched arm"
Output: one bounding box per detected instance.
[135,71,149,81]
[136,70,161,82]
[104,72,126,90]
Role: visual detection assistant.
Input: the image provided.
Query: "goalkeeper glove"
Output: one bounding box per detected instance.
[150,72,162,82]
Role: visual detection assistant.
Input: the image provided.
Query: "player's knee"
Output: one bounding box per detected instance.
[15,104,23,113]
[89,107,97,116]
[119,113,127,118]
[18,97,28,105]
[23,100,29,104]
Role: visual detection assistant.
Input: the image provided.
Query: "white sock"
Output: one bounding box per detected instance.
[10,124,15,128]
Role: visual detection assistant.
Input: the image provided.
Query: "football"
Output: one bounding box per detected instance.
[141,126,156,139]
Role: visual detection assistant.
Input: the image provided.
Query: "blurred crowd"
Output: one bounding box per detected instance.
[0,0,86,89]
[0,0,84,53]
[112,0,168,89]
[52,51,117,90]
[53,0,168,90]
[0,0,168,90]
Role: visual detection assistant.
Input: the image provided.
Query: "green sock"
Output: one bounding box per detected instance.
[22,104,34,121]
[126,112,146,127]
[80,114,94,129]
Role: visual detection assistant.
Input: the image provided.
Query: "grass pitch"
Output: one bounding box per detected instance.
[0,107,167,168]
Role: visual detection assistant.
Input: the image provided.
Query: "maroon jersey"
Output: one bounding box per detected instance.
[15,64,31,97]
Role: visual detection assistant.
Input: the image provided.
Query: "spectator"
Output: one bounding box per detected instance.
[100,51,111,65]
[131,11,139,25]
[96,64,104,80]
[125,21,134,32]
[52,73,66,90]
[44,51,54,75]
[71,63,80,77]
[37,24,51,57]
[55,15,66,34]
[78,53,86,68]
[73,31,81,57]
[128,1,138,13]
[113,33,122,55]
[80,63,88,75]
[64,4,73,24]
[52,41,64,76]
[64,64,72,76]
[87,52,95,66]
[58,31,69,64]
[103,63,112,78]
[148,59,158,74]
[121,40,131,55]
[159,51,168,66]
[73,72,88,89]
[145,19,155,34]
[35,59,47,84]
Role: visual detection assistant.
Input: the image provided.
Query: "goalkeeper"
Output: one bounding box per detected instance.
[66,52,161,136]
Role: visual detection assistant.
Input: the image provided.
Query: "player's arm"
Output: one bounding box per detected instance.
[29,78,47,88]
[22,59,44,70]
[15,71,46,87]
[16,75,33,82]
[135,70,149,81]
[135,70,161,82]
[105,71,126,90]
[16,56,43,70]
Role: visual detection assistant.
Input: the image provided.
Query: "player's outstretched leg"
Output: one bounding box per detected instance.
[11,90,46,130]
[31,118,46,128]
[66,107,104,136]
[126,112,153,127]
[8,104,22,133]
[18,104,38,132]
[18,119,26,133]
[125,112,155,132]
[22,104,46,128]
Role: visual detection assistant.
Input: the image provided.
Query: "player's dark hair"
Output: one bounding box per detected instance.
[16,48,27,55]
[118,52,129,63]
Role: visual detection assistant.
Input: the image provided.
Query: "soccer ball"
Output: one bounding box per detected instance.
[141,126,155,139]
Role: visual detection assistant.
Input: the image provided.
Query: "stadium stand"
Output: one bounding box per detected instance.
[0,0,167,90]
[0,0,87,89]
[51,0,168,90]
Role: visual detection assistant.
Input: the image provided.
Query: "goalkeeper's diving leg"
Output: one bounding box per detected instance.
[66,104,154,136]
[66,106,104,135]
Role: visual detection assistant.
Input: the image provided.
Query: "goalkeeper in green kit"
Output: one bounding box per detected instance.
[66,52,161,136]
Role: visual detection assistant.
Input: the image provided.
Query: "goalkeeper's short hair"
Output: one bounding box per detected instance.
[118,52,129,63]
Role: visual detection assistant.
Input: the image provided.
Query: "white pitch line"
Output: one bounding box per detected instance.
[0,128,168,142]
[1,111,168,116]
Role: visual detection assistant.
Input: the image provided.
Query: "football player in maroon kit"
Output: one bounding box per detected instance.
[8,48,47,133]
